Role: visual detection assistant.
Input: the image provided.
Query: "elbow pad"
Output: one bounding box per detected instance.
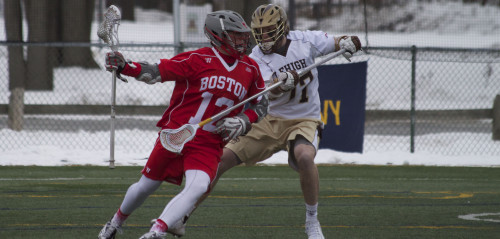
[136,61,162,84]
[248,94,269,122]
[236,113,252,136]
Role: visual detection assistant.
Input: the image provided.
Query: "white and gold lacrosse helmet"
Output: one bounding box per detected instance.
[251,4,290,54]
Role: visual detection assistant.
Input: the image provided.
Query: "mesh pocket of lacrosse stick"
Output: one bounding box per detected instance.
[97,5,121,51]
[160,124,200,153]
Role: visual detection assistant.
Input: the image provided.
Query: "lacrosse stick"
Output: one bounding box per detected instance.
[97,5,123,169]
[159,49,347,153]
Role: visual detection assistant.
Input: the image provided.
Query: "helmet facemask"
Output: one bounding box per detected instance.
[252,20,287,54]
[223,30,251,58]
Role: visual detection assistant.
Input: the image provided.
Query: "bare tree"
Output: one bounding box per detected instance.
[136,0,173,13]
[24,0,54,90]
[22,0,99,90]
[107,0,135,20]
[4,0,102,129]
[4,0,27,130]
[4,0,26,91]
[218,0,269,48]
[60,0,98,68]
[217,0,269,24]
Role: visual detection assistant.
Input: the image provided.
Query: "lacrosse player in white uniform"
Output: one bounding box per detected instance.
[168,4,362,239]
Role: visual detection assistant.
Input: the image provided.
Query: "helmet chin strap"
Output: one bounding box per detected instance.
[260,42,274,54]
[216,43,241,60]
[260,34,286,54]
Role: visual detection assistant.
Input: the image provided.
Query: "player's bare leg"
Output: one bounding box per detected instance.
[292,136,325,239]
[294,143,320,206]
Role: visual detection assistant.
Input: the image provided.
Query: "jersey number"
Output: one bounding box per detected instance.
[189,92,234,132]
[289,71,313,103]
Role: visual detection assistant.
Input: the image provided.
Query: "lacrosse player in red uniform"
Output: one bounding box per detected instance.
[98,10,267,239]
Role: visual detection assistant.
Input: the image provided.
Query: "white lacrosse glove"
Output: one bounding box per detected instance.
[215,114,251,142]
[274,70,299,92]
[339,36,362,61]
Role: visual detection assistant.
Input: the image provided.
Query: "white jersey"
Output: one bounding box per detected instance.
[249,30,336,120]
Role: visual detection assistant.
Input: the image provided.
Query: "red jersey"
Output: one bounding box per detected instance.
[156,47,265,145]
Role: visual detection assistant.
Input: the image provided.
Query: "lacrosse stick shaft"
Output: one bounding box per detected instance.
[109,70,117,168]
[97,5,122,168]
[199,80,283,127]
[203,49,348,125]
[298,49,346,77]
[160,49,348,153]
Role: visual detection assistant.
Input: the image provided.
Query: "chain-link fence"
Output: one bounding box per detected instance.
[362,47,500,155]
[1,43,499,156]
[1,0,500,158]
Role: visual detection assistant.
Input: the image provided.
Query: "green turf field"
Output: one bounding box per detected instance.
[1,165,499,238]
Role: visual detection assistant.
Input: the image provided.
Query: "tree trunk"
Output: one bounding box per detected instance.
[242,0,268,25]
[493,95,500,140]
[137,0,160,9]
[4,0,26,90]
[158,0,173,13]
[60,0,99,68]
[222,0,269,48]
[107,0,135,20]
[366,0,383,10]
[186,0,206,5]
[4,0,27,130]
[8,88,25,131]
[47,1,61,71]
[335,0,342,16]
[24,0,54,91]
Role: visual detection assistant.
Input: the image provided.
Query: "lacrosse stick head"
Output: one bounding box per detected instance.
[97,5,121,51]
[160,124,200,153]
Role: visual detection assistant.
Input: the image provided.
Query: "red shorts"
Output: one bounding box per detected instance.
[141,136,222,185]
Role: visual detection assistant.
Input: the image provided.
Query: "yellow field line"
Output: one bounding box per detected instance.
[4,223,496,231]
[1,192,474,200]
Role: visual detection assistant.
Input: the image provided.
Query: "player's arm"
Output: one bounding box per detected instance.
[245,94,268,123]
[215,67,268,142]
[105,51,162,84]
[243,63,269,124]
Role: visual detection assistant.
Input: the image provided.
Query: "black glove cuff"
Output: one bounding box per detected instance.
[237,113,252,135]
